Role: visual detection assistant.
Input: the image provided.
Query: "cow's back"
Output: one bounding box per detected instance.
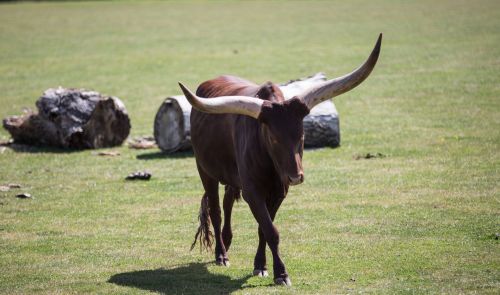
[190,76,260,187]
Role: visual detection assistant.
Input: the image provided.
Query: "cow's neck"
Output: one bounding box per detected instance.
[255,123,289,197]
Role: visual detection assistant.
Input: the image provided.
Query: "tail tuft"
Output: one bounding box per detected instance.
[190,194,213,252]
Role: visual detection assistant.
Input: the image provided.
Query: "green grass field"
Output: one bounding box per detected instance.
[0,1,499,294]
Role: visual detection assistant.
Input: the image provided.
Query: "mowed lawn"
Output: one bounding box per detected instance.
[0,0,499,294]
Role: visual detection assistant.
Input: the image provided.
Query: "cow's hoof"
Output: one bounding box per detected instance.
[274,277,292,286]
[215,257,230,267]
[252,269,269,277]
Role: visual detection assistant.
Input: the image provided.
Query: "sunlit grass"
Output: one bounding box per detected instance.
[0,0,499,294]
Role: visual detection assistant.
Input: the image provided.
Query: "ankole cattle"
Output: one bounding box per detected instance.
[178,34,382,286]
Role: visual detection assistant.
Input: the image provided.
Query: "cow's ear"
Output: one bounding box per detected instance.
[256,82,274,100]
[257,100,273,123]
[286,97,310,118]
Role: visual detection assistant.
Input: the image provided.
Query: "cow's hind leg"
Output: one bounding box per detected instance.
[222,185,240,252]
[195,166,228,266]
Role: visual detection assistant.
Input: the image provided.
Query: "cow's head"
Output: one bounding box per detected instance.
[179,34,382,186]
[258,96,309,185]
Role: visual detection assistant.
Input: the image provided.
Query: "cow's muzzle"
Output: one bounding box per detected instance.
[288,173,304,186]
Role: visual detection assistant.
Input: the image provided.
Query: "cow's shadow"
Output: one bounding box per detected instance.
[108,262,252,294]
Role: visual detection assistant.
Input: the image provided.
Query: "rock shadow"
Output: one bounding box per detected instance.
[136,150,193,160]
[108,262,251,294]
[2,143,81,154]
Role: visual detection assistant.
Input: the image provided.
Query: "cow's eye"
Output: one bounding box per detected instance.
[270,134,279,144]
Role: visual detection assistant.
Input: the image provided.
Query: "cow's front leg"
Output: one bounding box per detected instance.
[253,197,284,277]
[247,198,290,286]
[253,226,268,277]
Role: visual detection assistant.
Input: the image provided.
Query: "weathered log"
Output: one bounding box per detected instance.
[154,95,192,153]
[3,87,130,149]
[154,73,339,153]
[280,73,340,148]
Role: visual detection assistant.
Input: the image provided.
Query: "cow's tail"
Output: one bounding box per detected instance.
[190,194,213,252]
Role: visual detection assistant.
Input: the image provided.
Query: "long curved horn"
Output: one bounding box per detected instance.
[178,82,264,119]
[299,33,382,109]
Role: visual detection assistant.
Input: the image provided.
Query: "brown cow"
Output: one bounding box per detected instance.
[179,34,382,286]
